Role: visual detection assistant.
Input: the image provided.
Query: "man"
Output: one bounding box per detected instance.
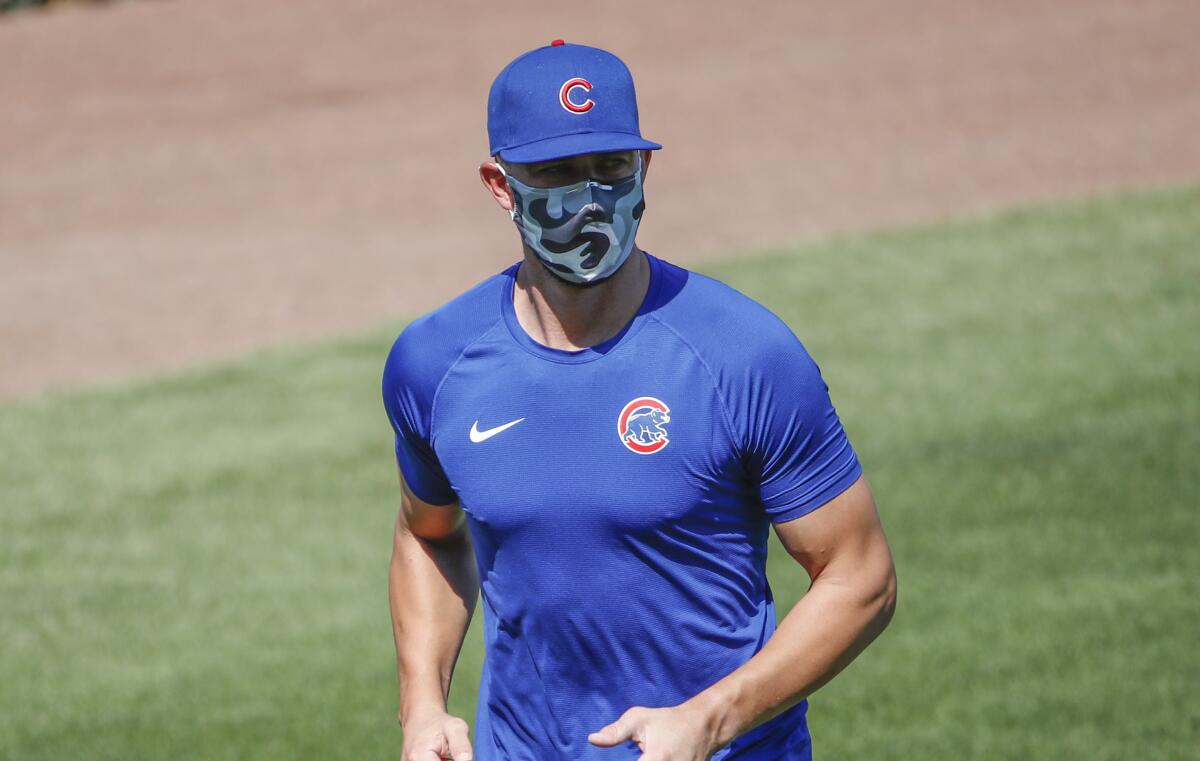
[384,40,896,761]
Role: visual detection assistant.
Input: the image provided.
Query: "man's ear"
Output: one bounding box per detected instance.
[479,161,514,212]
[640,149,653,179]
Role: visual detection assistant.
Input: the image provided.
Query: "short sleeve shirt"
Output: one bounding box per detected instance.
[382,254,862,760]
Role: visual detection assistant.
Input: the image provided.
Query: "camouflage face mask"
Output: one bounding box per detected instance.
[500,157,646,285]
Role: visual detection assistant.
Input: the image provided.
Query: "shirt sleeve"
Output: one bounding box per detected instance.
[381,328,457,506]
[737,327,862,524]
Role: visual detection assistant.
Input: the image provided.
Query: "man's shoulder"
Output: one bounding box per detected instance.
[383,266,514,391]
[651,256,810,365]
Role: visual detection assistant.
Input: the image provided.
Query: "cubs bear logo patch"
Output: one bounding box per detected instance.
[618,397,671,454]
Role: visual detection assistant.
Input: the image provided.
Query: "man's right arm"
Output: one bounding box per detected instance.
[389,475,479,761]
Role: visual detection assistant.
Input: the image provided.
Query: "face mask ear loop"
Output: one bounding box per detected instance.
[495,162,520,221]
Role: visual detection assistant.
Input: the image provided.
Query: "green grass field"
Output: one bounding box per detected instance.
[2,185,1197,760]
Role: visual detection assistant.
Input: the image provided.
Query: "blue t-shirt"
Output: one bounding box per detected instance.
[382,254,861,760]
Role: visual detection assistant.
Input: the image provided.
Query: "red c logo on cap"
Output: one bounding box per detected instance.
[559,77,594,114]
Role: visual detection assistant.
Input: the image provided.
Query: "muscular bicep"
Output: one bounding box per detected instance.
[396,468,465,541]
[773,475,894,585]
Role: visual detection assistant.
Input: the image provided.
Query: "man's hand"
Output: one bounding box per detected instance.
[588,703,720,761]
[401,709,474,761]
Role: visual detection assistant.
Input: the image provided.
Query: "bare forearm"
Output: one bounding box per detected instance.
[689,559,896,746]
[389,522,479,725]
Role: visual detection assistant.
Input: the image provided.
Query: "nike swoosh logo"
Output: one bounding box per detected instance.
[469,417,525,443]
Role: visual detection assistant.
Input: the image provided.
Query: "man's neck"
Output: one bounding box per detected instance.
[512,248,650,351]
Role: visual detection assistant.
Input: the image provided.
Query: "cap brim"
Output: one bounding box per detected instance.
[497,132,662,164]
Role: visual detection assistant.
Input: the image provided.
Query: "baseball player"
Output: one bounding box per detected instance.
[384,41,897,761]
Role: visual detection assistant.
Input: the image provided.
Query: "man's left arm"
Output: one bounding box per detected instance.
[590,475,896,759]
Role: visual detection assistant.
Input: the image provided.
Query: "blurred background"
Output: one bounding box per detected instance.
[4,0,1198,397]
[1,1,1197,759]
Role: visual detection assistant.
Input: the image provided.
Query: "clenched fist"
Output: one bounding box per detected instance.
[402,710,474,761]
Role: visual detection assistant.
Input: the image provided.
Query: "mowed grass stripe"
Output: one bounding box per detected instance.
[1,185,1196,760]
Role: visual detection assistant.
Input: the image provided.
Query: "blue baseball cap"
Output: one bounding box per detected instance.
[487,40,662,164]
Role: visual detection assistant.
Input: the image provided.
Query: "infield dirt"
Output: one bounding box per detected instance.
[3,0,1198,396]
